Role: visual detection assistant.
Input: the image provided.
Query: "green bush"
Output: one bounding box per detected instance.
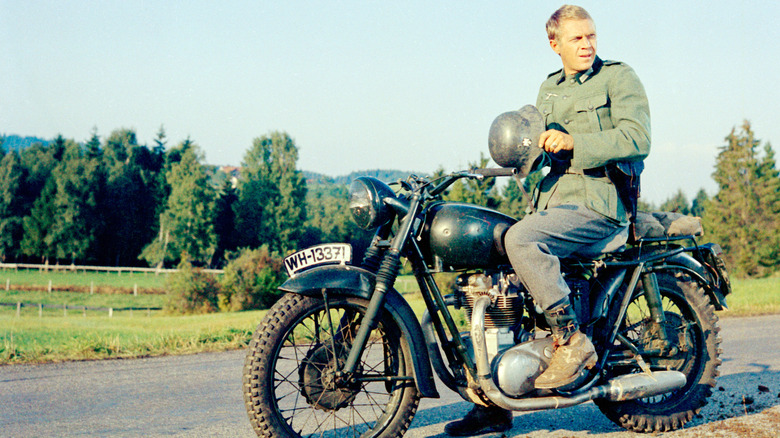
[219,246,285,311]
[164,259,220,314]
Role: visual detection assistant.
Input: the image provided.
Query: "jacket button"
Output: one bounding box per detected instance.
[564,119,571,124]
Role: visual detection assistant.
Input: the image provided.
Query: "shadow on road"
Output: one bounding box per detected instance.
[407,369,780,437]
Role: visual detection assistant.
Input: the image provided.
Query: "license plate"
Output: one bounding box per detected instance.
[284,243,352,277]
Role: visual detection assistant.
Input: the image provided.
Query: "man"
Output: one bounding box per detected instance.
[444,5,650,436]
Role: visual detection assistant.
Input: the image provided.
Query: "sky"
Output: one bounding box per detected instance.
[1,0,778,205]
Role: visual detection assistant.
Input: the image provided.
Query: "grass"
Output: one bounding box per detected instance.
[0,267,172,290]
[725,276,780,316]
[0,274,776,366]
[0,310,266,365]
[0,289,166,310]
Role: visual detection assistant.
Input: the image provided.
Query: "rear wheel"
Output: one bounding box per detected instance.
[243,292,420,437]
[595,271,721,432]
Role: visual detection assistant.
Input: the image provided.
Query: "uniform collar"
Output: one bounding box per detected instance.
[554,56,604,85]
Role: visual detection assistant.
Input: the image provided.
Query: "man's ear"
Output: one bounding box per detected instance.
[549,39,561,56]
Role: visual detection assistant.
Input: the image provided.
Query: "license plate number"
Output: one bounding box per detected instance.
[284,243,352,277]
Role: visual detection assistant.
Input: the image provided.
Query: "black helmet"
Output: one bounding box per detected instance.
[488,105,544,177]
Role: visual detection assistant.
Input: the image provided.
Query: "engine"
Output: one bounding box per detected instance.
[453,271,528,360]
[454,271,557,398]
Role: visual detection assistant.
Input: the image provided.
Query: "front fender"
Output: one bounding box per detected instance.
[279,265,439,398]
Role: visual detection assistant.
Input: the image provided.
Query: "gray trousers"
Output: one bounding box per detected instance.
[504,204,628,311]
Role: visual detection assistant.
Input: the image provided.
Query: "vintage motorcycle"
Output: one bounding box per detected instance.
[242,111,731,437]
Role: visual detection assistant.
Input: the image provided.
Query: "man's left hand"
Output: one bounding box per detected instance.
[539,130,574,154]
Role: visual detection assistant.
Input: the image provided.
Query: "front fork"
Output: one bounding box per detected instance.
[338,193,422,379]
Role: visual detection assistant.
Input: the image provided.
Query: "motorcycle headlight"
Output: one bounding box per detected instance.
[349,177,396,230]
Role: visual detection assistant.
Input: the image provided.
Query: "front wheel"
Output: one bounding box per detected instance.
[243,292,420,438]
[595,271,722,432]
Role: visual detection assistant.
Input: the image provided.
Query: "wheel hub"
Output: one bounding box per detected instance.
[299,342,362,411]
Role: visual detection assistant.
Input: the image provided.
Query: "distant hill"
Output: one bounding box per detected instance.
[303,169,424,186]
[1,135,51,152]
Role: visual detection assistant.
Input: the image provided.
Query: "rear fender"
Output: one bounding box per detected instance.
[279,265,439,398]
[661,252,728,310]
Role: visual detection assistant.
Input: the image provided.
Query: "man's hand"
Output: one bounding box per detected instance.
[539,129,574,154]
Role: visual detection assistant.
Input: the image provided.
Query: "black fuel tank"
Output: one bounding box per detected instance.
[421,202,517,269]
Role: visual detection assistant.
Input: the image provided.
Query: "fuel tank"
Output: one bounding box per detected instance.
[420,202,517,269]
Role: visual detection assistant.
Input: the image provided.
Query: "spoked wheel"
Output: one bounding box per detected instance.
[243,292,420,438]
[595,271,721,432]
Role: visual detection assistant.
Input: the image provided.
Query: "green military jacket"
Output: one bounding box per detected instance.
[534,56,651,224]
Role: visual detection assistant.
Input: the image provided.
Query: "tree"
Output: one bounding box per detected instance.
[703,121,780,277]
[49,139,105,263]
[0,151,27,260]
[691,189,709,217]
[141,142,216,267]
[98,129,165,266]
[659,189,690,215]
[212,179,238,266]
[234,132,307,253]
[85,127,102,160]
[20,178,57,263]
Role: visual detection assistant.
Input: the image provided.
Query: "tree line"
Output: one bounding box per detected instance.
[1,120,778,279]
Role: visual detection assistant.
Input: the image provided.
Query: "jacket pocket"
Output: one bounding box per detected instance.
[574,93,610,131]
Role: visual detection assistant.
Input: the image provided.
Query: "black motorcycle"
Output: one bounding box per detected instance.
[242,115,730,438]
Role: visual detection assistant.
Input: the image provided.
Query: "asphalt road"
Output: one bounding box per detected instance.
[1,314,778,438]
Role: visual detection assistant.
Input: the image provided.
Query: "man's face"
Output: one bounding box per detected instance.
[550,18,597,75]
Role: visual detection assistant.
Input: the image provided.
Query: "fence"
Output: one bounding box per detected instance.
[0,301,161,318]
[0,262,223,275]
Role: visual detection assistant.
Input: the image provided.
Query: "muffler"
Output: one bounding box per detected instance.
[470,296,687,411]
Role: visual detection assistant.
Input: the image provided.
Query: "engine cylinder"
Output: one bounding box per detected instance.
[457,273,523,330]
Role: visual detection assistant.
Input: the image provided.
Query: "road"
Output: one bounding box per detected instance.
[1,315,778,437]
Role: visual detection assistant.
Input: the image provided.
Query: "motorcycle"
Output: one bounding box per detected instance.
[242,116,731,438]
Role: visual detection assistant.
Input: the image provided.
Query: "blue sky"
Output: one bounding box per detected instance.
[1,1,778,205]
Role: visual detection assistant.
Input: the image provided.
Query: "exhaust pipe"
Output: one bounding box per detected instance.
[470,296,686,411]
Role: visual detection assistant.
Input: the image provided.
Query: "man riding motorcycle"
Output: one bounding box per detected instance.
[445,5,651,436]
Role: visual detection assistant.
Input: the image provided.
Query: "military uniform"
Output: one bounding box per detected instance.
[535,56,651,223]
[504,56,651,311]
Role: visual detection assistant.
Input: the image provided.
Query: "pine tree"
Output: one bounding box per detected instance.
[703,121,780,276]
[691,189,709,217]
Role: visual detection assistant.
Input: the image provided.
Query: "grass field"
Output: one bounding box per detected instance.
[0,273,777,365]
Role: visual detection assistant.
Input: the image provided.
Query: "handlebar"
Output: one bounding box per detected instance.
[426,167,517,197]
[471,167,517,177]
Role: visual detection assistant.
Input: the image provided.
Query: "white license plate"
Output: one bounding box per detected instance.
[284,243,352,277]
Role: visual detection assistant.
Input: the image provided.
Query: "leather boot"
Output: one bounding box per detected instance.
[444,404,512,437]
[534,297,597,389]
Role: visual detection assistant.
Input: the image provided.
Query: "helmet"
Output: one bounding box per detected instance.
[488,105,545,177]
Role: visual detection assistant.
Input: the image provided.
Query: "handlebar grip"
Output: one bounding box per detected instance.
[473,167,517,177]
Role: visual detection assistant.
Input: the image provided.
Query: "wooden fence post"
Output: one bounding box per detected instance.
[39,303,42,317]
[108,307,113,318]
[48,280,52,293]
[16,302,21,317]
[6,279,9,291]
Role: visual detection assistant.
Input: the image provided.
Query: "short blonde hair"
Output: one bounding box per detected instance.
[546,5,593,41]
